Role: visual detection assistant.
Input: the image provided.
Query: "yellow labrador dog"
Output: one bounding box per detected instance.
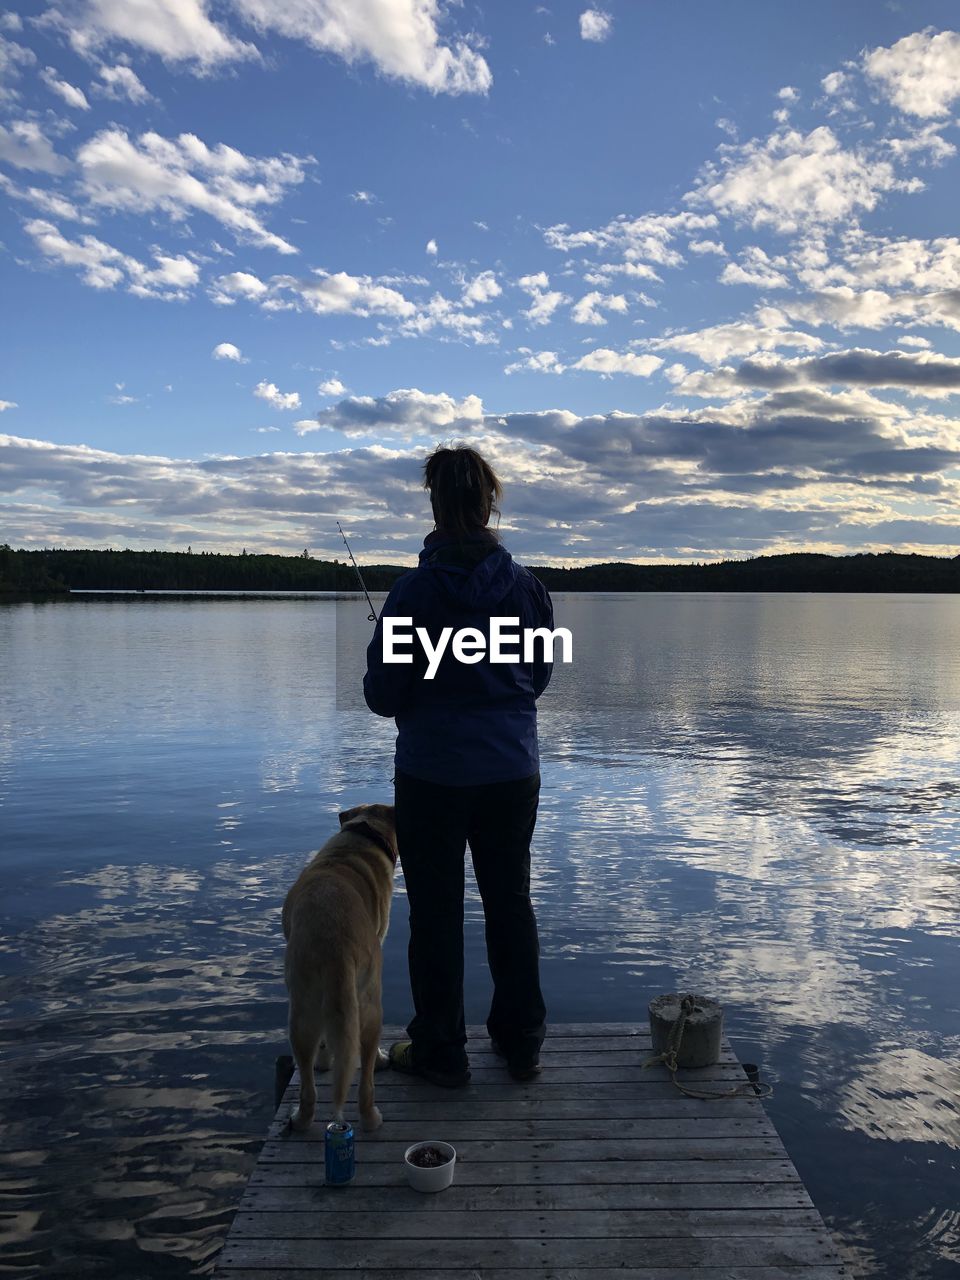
[282,803,397,1133]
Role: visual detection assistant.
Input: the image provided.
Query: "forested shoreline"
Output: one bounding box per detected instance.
[2,544,959,595]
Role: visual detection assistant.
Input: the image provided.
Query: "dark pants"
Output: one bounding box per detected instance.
[394,768,547,1073]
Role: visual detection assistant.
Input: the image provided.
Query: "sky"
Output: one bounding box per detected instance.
[2,1,960,565]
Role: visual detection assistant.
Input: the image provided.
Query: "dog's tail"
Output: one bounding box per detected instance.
[324,967,361,1124]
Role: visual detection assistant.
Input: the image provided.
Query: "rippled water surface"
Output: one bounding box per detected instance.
[1,592,959,1277]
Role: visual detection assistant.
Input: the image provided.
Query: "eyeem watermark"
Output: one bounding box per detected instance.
[383,616,573,680]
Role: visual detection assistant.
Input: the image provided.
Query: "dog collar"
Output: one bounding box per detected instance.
[342,819,398,867]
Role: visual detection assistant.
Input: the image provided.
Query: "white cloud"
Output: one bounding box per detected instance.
[208,266,419,320]
[426,238,438,256]
[515,271,569,326]
[583,260,662,283]
[461,269,501,306]
[504,349,565,375]
[25,218,200,298]
[94,63,152,103]
[687,126,916,234]
[212,341,245,361]
[40,66,89,109]
[0,399,18,411]
[43,2,491,93]
[46,0,258,69]
[230,0,491,94]
[719,246,789,288]
[777,85,799,102]
[396,291,495,344]
[796,233,960,292]
[863,29,960,119]
[897,335,931,349]
[0,120,69,173]
[303,386,484,437]
[253,380,301,410]
[209,270,269,304]
[572,349,664,377]
[780,287,960,335]
[350,189,376,203]
[142,254,200,290]
[0,171,91,221]
[884,122,955,165]
[76,128,310,254]
[579,8,612,41]
[286,269,416,317]
[544,211,718,268]
[719,263,787,288]
[0,31,36,101]
[647,319,824,365]
[571,290,628,325]
[822,70,848,96]
[688,239,727,256]
[317,378,346,396]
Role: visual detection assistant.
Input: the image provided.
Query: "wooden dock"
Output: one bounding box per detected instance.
[214,1022,846,1279]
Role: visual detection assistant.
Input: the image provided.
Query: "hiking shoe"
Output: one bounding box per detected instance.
[388,1041,471,1088]
[490,1038,542,1082]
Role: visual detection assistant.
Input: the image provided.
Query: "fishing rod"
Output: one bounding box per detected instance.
[337,521,378,623]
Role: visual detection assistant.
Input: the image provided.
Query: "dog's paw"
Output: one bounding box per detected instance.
[288,1106,314,1133]
[374,1047,390,1072]
[360,1105,383,1133]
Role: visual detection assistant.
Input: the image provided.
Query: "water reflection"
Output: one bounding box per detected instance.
[1,593,959,1277]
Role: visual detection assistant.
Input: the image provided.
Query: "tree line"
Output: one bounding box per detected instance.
[2,544,959,595]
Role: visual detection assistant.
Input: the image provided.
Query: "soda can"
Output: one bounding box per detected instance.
[324,1121,355,1185]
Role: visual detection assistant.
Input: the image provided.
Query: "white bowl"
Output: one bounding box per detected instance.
[403,1140,457,1192]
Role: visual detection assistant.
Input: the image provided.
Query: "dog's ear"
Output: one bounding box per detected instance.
[339,806,361,826]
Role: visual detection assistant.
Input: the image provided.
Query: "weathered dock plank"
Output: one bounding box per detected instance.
[214,1023,845,1279]
[219,1272,847,1280]
[259,1136,786,1163]
[265,1116,780,1141]
[249,1158,803,1187]
[219,1271,847,1280]
[231,1207,825,1238]
[218,1236,843,1271]
[243,1182,815,1213]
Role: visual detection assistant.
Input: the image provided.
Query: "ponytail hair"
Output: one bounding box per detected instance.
[423,444,503,539]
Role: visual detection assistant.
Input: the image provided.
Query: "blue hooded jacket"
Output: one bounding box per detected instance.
[363,531,555,785]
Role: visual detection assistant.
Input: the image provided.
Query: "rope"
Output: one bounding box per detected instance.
[642,994,773,1100]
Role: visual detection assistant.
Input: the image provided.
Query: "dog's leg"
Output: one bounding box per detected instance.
[288,1002,321,1133]
[358,964,384,1132]
[326,986,360,1127]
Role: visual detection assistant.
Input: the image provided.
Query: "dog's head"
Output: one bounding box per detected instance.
[338,802,398,863]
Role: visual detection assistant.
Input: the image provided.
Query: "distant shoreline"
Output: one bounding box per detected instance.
[2,546,959,595]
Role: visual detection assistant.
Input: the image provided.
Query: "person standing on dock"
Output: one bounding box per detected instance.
[363,444,554,1086]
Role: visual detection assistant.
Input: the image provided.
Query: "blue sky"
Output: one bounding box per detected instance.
[2,1,960,564]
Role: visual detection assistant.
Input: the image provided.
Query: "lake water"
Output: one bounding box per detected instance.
[1,592,959,1277]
